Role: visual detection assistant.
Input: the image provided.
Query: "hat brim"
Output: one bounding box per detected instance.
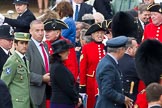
[53,43,73,54]
[13,1,29,4]
[44,20,69,30]
[0,35,14,40]
[85,24,105,35]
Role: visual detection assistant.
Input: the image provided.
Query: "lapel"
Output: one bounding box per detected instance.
[78,3,84,20]
[14,52,28,70]
[138,19,144,31]
[0,47,9,58]
[30,40,45,68]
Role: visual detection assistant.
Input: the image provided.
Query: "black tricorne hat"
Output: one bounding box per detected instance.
[85,23,106,35]
[44,19,69,30]
[0,25,14,40]
[112,11,138,38]
[135,39,162,86]
[102,19,112,33]
[51,40,74,54]
[13,0,29,4]
[147,3,162,14]
[82,19,95,25]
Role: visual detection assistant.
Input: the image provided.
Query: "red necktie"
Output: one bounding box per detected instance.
[40,43,49,73]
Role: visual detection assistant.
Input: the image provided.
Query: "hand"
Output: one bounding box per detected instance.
[124,96,133,108]
[76,97,82,107]
[42,73,50,83]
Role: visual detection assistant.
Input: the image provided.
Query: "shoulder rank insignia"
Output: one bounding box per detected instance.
[6,68,11,74]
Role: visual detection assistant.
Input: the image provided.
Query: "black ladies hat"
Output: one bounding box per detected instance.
[13,0,29,4]
[0,25,14,40]
[44,19,69,30]
[51,40,74,54]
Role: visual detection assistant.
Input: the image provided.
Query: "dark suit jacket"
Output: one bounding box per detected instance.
[0,47,9,76]
[26,39,49,105]
[0,79,12,108]
[93,0,112,19]
[118,54,139,102]
[4,9,36,33]
[77,3,93,21]
[137,19,144,44]
[50,60,78,105]
[95,54,125,108]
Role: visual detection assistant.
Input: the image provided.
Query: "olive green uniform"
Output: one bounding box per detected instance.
[1,52,31,108]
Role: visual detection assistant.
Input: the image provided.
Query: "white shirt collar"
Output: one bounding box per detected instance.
[0,47,9,55]
[139,18,145,29]
[15,50,25,59]
[31,37,42,47]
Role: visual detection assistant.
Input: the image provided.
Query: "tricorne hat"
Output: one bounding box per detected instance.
[85,23,106,35]
[147,3,162,14]
[51,39,74,54]
[135,39,162,86]
[14,32,30,41]
[44,19,69,30]
[106,36,128,48]
[102,19,112,34]
[112,11,138,38]
[0,24,14,40]
[13,0,29,4]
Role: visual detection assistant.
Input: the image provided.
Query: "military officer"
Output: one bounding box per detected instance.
[143,3,162,42]
[1,32,32,108]
[95,36,133,108]
[0,0,36,33]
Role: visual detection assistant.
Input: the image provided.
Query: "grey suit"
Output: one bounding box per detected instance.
[26,39,49,108]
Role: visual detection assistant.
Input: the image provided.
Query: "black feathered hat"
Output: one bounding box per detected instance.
[112,11,138,38]
[135,39,162,86]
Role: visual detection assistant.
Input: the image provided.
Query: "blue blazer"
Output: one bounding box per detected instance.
[62,17,76,45]
[95,54,125,108]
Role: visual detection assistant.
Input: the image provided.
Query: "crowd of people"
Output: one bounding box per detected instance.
[0,0,162,108]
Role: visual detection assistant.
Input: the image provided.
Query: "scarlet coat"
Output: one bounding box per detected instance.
[79,41,105,108]
[143,23,162,42]
[45,36,79,81]
[134,89,148,108]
